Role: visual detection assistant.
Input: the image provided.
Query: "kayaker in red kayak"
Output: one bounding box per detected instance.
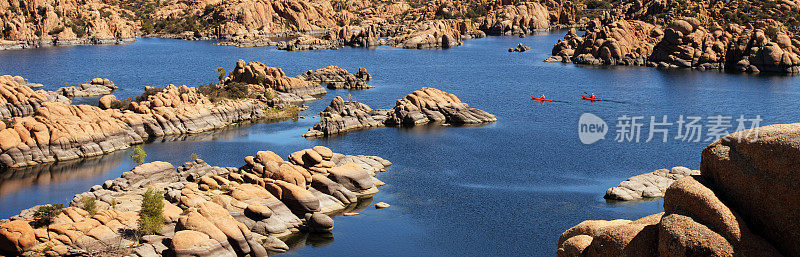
[581,92,602,102]
[531,95,553,102]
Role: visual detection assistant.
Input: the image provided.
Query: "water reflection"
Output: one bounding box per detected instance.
[280,197,375,254]
[0,118,292,199]
[0,150,126,197]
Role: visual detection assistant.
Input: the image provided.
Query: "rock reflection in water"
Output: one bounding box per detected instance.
[0,119,286,199]
[0,151,127,197]
[278,197,375,254]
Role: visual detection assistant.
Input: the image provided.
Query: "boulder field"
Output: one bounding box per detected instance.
[0,79,286,168]
[557,123,800,256]
[0,0,137,50]
[2,0,578,51]
[0,146,392,256]
[303,87,497,138]
[547,17,800,73]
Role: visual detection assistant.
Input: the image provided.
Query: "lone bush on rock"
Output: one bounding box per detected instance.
[31,204,63,228]
[80,197,97,216]
[138,188,165,235]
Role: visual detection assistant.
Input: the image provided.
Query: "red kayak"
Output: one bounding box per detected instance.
[581,95,603,102]
[531,96,553,102]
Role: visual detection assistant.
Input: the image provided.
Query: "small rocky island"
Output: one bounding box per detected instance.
[56,78,118,97]
[296,66,373,90]
[303,87,497,138]
[0,146,392,256]
[557,124,800,256]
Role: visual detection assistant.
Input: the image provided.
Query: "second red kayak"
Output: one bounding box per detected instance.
[531,96,553,102]
[581,96,602,102]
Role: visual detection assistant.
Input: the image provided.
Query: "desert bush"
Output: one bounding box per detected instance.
[217,67,227,81]
[31,204,64,228]
[48,26,64,36]
[130,145,147,165]
[138,188,164,235]
[135,86,164,102]
[80,197,97,216]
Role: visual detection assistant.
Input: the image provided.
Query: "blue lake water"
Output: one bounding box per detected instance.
[1,32,799,256]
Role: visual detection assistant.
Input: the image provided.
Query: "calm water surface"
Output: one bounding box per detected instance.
[0,32,798,256]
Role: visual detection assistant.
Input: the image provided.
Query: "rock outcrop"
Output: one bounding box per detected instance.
[0,0,138,50]
[0,83,292,168]
[508,43,531,52]
[384,87,497,125]
[297,66,373,90]
[276,35,340,51]
[547,21,658,66]
[0,146,391,256]
[389,20,464,49]
[303,96,384,138]
[304,87,496,137]
[56,78,117,97]
[547,11,800,73]
[0,75,49,119]
[558,123,800,256]
[604,166,699,201]
[480,2,553,35]
[222,60,327,96]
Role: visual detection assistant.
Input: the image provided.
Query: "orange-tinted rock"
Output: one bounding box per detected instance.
[701,123,800,256]
[223,60,326,96]
[0,220,36,254]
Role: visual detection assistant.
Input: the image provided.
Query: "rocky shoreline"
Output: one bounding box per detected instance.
[1,0,578,52]
[0,146,392,256]
[0,76,297,169]
[303,87,497,138]
[0,38,136,51]
[0,59,380,169]
[546,6,800,74]
[558,123,800,256]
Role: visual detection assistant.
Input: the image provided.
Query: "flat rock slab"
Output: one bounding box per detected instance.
[604,166,699,201]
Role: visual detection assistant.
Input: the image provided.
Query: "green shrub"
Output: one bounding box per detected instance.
[217,67,227,81]
[465,4,488,19]
[263,90,276,100]
[70,19,87,38]
[765,26,779,40]
[130,145,147,165]
[198,82,249,102]
[2,118,15,128]
[48,26,64,36]
[80,197,97,216]
[138,188,165,235]
[100,8,113,18]
[110,97,133,110]
[586,0,611,9]
[255,74,267,85]
[31,204,64,228]
[141,21,154,34]
[36,6,47,17]
[135,86,164,102]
